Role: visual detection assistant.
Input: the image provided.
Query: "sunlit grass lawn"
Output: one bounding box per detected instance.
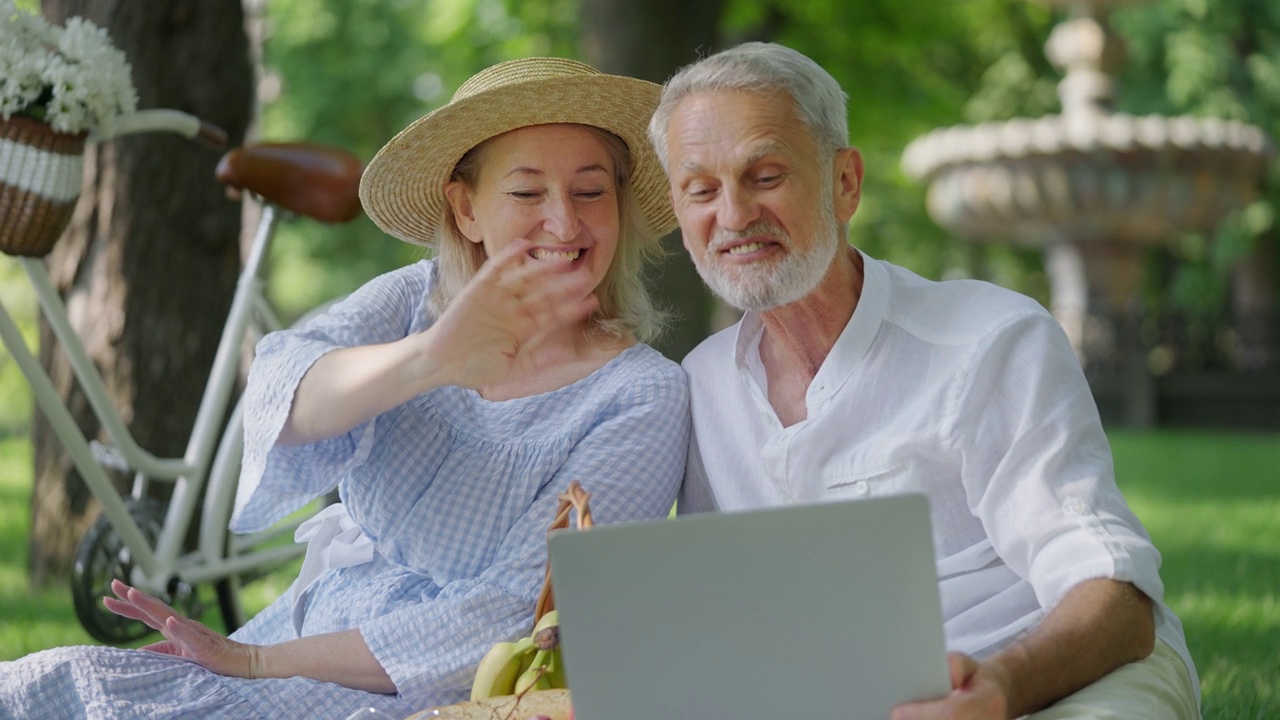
[1110,430,1280,720]
[0,435,297,656]
[1,430,1277,718]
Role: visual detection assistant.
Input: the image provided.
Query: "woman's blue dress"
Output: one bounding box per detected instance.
[0,260,690,719]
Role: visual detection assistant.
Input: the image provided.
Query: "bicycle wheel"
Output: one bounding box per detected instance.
[70,498,204,645]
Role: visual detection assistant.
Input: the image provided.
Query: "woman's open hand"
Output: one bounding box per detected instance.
[427,238,600,389]
[281,238,604,446]
[104,580,264,679]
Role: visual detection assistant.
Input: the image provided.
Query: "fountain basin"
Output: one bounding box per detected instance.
[902,112,1273,247]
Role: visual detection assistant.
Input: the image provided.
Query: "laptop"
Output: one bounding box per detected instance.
[546,492,951,720]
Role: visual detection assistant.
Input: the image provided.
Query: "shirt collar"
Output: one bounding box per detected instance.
[812,249,888,404]
[731,248,890,409]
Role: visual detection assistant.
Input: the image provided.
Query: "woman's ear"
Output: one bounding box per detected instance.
[444,181,482,244]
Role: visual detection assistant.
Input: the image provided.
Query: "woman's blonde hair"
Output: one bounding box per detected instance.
[429,124,667,342]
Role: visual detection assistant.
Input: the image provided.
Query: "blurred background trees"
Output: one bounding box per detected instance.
[10,0,1277,576]
[248,0,1276,350]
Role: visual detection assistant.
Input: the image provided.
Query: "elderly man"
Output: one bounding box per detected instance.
[648,42,1200,719]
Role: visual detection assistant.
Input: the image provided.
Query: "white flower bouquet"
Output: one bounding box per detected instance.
[0,0,138,135]
[0,1,139,256]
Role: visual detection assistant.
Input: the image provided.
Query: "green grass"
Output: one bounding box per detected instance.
[1110,430,1280,720]
[1,430,1277,717]
[0,435,298,657]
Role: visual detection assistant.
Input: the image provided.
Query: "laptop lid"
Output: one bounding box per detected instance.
[546,493,951,720]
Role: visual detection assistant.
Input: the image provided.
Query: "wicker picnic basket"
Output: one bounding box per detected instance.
[406,481,593,720]
[0,115,87,258]
[532,480,593,625]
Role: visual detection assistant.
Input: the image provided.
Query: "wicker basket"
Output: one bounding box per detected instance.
[533,480,593,628]
[0,115,87,258]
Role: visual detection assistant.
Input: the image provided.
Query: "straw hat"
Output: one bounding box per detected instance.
[359,57,678,246]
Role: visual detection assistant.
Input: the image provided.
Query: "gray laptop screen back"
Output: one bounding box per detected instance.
[547,493,951,720]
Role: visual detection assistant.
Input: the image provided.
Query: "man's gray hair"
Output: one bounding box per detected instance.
[648,42,850,169]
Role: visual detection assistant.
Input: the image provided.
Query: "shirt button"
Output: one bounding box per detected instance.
[1063,498,1090,516]
[852,481,869,496]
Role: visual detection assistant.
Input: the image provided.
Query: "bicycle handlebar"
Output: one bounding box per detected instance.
[86,109,228,150]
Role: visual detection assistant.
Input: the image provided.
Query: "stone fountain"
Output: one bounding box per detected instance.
[901,0,1274,425]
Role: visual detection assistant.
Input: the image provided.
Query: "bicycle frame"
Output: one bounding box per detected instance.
[0,201,306,597]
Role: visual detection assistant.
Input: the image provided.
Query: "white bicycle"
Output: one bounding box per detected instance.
[0,110,363,643]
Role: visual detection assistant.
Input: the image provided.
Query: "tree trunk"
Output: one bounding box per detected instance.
[578,0,727,361]
[28,0,253,588]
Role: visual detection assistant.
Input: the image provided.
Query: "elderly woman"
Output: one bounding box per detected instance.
[0,57,688,720]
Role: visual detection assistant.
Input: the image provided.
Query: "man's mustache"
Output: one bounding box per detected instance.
[709,220,790,253]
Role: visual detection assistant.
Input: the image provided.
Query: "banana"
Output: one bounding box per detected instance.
[533,611,560,653]
[472,610,568,701]
[514,649,553,695]
[533,609,559,636]
[544,647,567,689]
[528,611,569,690]
[470,635,535,701]
[518,642,538,676]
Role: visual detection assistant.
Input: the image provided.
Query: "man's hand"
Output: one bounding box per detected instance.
[104,579,263,679]
[890,652,1009,720]
[891,579,1155,720]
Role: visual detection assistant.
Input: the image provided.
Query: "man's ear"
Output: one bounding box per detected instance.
[444,181,482,244]
[832,147,864,223]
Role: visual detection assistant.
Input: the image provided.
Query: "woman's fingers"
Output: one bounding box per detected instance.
[104,581,170,632]
[106,579,179,630]
[105,579,253,676]
[102,596,154,626]
[485,239,596,310]
[428,238,604,389]
[492,243,599,336]
[139,639,184,656]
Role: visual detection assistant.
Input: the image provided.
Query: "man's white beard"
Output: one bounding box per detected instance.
[693,196,841,312]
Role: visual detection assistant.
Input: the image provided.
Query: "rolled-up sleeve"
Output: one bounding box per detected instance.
[951,311,1166,612]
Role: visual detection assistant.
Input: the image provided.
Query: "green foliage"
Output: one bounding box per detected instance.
[257,0,580,319]
[0,259,35,435]
[1109,0,1280,316]
[256,0,1278,321]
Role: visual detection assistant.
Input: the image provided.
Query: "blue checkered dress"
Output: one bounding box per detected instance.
[0,260,690,719]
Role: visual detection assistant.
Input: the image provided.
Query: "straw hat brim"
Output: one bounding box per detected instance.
[359,73,678,246]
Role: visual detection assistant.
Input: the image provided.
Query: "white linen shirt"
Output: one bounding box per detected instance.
[679,251,1197,701]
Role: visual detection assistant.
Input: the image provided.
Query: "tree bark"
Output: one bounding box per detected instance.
[578,0,727,361]
[29,0,253,588]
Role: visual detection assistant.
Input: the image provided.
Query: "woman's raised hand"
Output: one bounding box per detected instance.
[426,239,600,389]
[104,580,263,679]
[282,239,603,445]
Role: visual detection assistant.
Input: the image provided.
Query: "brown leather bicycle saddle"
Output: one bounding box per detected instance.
[216,143,364,224]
